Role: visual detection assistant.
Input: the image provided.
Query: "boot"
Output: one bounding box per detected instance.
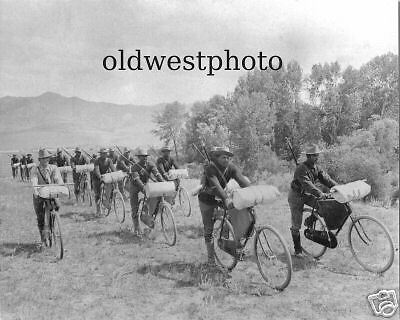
[291,230,303,257]
[96,202,101,215]
[205,241,216,266]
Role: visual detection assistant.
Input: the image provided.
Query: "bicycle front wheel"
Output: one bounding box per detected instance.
[50,212,64,260]
[177,186,191,217]
[348,215,394,274]
[113,190,126,223]
[301,209,328,259]
[160,203,177,246]
[213,217,238,271]
[254,225,292,290]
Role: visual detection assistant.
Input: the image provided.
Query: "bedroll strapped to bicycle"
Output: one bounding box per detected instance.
[304,228,338,249]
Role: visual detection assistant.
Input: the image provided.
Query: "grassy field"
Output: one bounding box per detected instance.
[0,156,398,320]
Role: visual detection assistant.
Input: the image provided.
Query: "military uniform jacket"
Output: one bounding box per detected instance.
[116,156,132,173]
[33,164,63,185]
[156,157,179,180]
[11,156,19,165]
[291,161,337,198]
[51,154,70,167]
[71,155,88,168]
[94,157,114,178]
[130,161,163,184]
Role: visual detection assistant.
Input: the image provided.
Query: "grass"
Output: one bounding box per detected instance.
[0,155,398,320]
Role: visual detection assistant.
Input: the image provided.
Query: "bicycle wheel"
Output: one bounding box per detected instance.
[301,209,328,259]
[177,187,192,217]
[213,217,238,271]
[98,184,111,217]
[49,211,64,260]
[348,215,394,273]
[254,225,292,290]
[113,190,126,223]
[160,203,177,246]
[84,181,93,207]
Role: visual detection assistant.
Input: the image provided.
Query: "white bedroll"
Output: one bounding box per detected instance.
[232,185,281,210]
[145,181,176,197]
[12,163,21,168]
[36,185,70,199]
[75,164,94,173]
[26,163,36,169]
[330,180,371,203]
[59,166,73,174]
[101,171,127,183]
[168,169,189,179]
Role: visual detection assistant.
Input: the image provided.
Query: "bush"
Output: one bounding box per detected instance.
[321,149,391,200]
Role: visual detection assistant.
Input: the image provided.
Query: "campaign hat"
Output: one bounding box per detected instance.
[38,148,52,159]
[302,144,322,155]
[135,148,149,156]
[210,146,233,157]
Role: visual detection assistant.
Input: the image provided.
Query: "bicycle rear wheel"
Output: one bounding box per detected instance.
[98,184,111,216]
[113,190,126,223]
[254,225,292,290]
[301,209,328,259]
[49,212,64,260]
[160,203,177,246]
[177,186,191,217]
[213,217,238,271]
[348,215,394,273]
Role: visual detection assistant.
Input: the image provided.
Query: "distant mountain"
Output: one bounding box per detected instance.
[0,92,166,152]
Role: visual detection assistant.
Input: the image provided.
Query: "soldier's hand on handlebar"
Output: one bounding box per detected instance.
[224,199,234,210]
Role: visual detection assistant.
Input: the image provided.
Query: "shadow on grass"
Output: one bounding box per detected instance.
[176,225,203,239]
[87,229,144,245]
[0,242,41,257]
[61,211,100,222]
[137,261,231,288]
[291,254,320,271]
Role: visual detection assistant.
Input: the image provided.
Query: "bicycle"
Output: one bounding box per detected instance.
[33,185,66,260]
[301,194,395,274]
[213,201,292,290]
[172,178,192,217]
[98,180,126,223]
[137,194,177,246]
[77,172,92,206]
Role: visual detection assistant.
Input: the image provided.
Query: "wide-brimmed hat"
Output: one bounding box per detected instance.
[210,146,233,157]
[38,148,52,159]
[99,147,108,154]
[161,145,172,152]
[109,148,115,153]
[135,148,149,157]
[122,147,131,154]
[27,153,32,156]
[57,148,62,153]
[303,144,322,155]
[75,147,81,153]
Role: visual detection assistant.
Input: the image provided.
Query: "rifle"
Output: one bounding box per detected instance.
[61,147,73,158]
[191,143,207,161]
[114,145,156,182]
[80,148,93,160]
[285,137,298,166]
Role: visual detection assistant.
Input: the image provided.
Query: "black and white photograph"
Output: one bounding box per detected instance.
[0,0,398,319]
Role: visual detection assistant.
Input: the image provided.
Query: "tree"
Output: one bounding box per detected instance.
[152,102,187,161]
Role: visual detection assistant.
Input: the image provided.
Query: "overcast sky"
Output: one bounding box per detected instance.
[0,0,397,105]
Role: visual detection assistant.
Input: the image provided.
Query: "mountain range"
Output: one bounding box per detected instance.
[0,92,166,153]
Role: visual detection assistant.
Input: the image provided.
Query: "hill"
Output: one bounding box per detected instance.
[0,92,166,152]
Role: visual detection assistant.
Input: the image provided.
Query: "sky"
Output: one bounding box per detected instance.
[0,0,397,105]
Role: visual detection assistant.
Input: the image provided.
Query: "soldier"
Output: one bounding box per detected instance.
[129,148,164,234]
[156,146,180,181]
[288,144,337,257]
[116,147,132,199]
[90,153,98,190]
[93,148,116,214]
[198,146,250,266]
[10,154,19,179]
[31,148,63,245]
[20,154,27,181]
[70,147,89,202]
[25,153,34,181]
[50,148,70,183]
[108,148,119,165]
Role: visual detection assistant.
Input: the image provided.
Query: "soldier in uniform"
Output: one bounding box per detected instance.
[198,146,250,266]
[25,153,34,181]
[93,148,116,214]
[10,154,19,179]
[116,147,132,199]
[108,148,119,165]
[31,148,63,244]
[20,154,27,181]
[288,144,337,256]
[156,146,180,181]
[129,148,164,234]
[50,148,70,183]
[70,147,89,202]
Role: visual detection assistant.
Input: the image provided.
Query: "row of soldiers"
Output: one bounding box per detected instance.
[28,145,180,243]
